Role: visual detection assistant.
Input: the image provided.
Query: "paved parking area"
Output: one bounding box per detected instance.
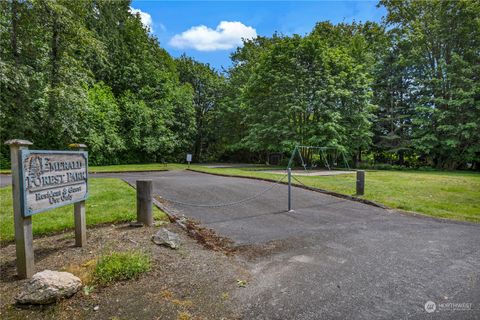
[4,170,479,318]
[99,170,480,319]
[0,175,11,188]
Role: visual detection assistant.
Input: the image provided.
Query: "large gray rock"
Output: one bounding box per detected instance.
[16,270,82,304]
[152,228,181,249]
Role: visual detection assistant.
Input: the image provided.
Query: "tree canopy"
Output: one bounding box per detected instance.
[1,0,479,169]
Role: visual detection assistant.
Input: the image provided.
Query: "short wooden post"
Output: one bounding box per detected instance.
[5,139,34,279]
[137,180,153,226]
[73,200,86,247]
[69,143,87,247]
[356,170,365,196]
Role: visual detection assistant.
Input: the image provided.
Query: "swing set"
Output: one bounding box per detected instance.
[287,145,350,171]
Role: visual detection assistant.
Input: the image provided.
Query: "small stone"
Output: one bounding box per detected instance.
[152,228,181,249]
[93,306,99,311]
[15,270,82,305]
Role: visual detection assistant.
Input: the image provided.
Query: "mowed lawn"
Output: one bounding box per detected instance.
[0,178,167,242]
[2,163,478,229]
[189,166,480,223]
[0,163,188,174]
[88,163,186,173]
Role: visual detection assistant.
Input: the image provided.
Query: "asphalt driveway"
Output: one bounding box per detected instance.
[94,170,480,319]
[3,170,479,318]
[0,174,11,188]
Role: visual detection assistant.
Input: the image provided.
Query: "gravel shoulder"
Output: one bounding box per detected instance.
[0,222,248,320]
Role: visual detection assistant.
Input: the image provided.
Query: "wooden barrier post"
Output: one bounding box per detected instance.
[69,143,87,247]
[5,139,34,279]
[356,170,365,196]
[137,180,153,226]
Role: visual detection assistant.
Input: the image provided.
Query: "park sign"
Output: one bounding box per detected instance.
[19,150,88,217]
[5,139,88,279]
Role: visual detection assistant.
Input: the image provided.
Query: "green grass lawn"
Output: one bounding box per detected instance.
[188,166,480,223]
[88,163,188,173]
[0,178,167,242]
[2,163,478,231]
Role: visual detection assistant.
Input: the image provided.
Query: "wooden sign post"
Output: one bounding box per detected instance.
[6,139,34,279]
[69,144,87,247]
[5,140,88,279]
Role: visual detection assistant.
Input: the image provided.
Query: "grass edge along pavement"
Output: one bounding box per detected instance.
[0,163,189,174]
[186,166,480,224]
[0,178,168,243]
[1,162,478,235]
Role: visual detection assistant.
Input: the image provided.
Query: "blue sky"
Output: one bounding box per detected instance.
[131,1,386,71]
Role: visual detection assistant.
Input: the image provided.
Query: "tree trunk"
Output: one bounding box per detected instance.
[356,148,362,168]
[398,150,404,165]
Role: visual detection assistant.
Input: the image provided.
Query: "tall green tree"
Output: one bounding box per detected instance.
[1,0,196,166]
[86,0,196,163]
[176,55,223,162]
[372,34,415,165]
[238,27,375,164]
[83,82,124,164]
[381,0,480,169]
[1,0,102,152]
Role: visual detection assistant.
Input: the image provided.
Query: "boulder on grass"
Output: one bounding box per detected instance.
[15,270,82,305]
[152,228,181,249]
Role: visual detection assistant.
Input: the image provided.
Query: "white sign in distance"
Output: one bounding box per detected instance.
[19,150,88,216]
[186,153,192,163]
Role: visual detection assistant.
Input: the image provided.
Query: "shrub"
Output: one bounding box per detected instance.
[94,251,151,285]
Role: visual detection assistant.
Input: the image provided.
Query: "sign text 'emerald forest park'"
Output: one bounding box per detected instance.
[19,150,88,216]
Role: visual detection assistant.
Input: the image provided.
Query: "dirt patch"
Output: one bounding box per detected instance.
[155,196,238,255]
[0,223,249,320]
[235,238,307,261]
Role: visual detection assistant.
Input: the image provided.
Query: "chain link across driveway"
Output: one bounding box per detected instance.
[88,170,480,319]
[2,169,475,319]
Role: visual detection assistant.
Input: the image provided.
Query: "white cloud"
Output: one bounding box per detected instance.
[129,7,153,32]
[169,21,257,51]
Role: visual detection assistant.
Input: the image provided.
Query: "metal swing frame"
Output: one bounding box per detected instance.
[287,145,350,170]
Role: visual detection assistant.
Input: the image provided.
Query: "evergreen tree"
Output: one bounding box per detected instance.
[381,0,480,169]
[176,55,223,162]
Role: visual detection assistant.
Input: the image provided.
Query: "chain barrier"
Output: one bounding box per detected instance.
[291,174,310,188]
[158,173,288,208]
[291,173,354,191]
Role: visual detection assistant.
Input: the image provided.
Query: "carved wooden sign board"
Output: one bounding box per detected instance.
[19,150,88,216]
